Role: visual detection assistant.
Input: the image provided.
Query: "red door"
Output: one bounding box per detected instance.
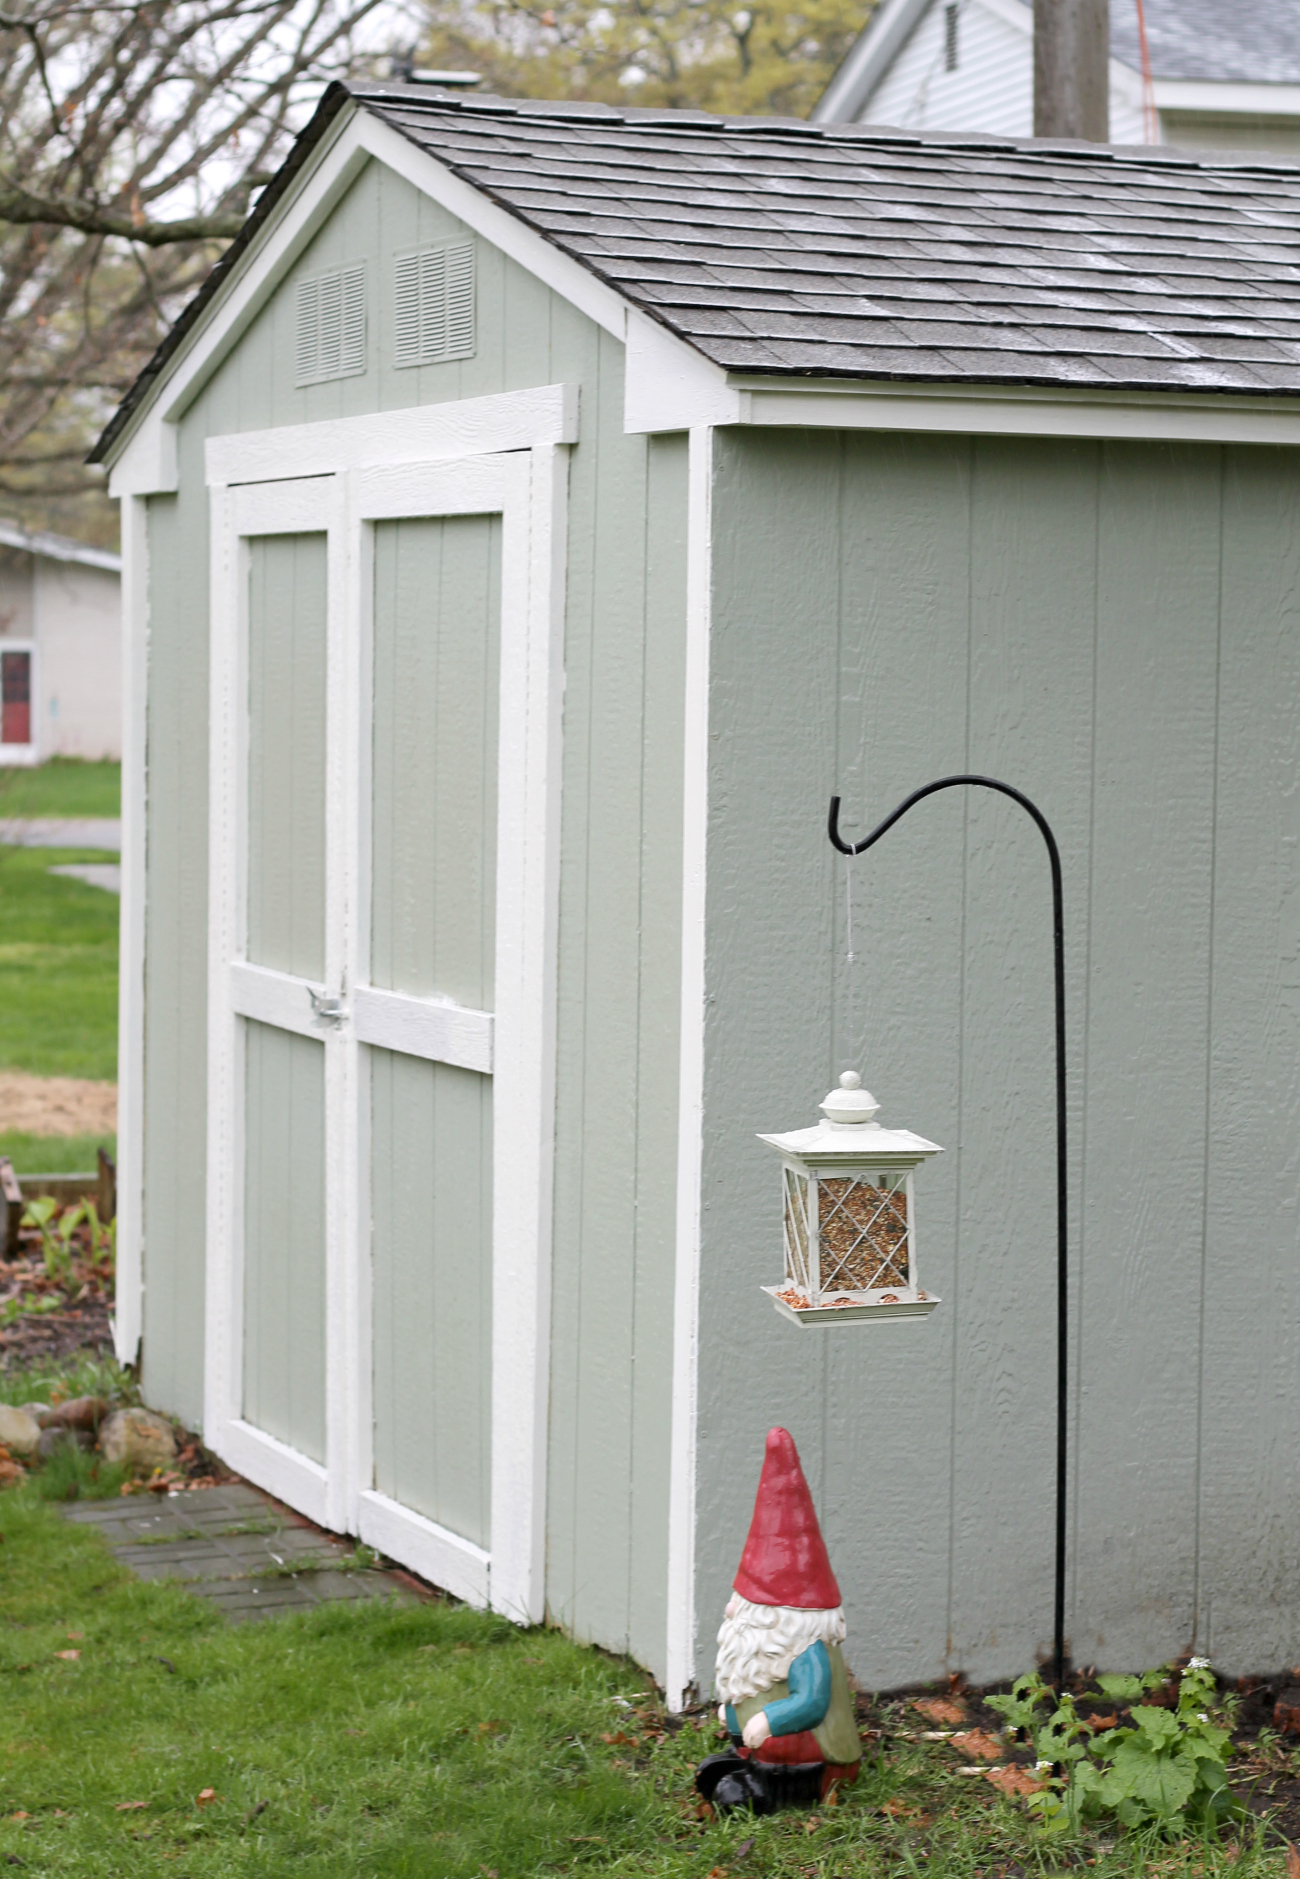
[1,650,31,746]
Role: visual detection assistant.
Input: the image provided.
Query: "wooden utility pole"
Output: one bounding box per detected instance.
[1034,0,1109,141]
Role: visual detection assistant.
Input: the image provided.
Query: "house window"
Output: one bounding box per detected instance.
[394,242,476,368]
[2,649,31,746]
[295,263,367,386]
[944,2,959,70]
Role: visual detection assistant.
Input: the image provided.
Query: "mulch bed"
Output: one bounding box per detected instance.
[852,1675,1300,1845]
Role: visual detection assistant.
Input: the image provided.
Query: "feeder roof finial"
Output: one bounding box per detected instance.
[821,1072,881,1129]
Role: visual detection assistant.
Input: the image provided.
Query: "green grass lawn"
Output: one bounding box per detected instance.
[0,844,118,1080]
[0,1447,1287,1879]
[0,758,121,818]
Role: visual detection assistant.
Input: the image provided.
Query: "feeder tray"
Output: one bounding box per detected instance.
[762,1284,941,1327]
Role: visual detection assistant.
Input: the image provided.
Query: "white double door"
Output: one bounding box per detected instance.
[202,414,566,1622]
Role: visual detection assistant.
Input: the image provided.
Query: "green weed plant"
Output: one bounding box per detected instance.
[989,1660,1241,1837]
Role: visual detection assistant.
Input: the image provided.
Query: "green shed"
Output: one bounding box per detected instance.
[93,85,1300,1704]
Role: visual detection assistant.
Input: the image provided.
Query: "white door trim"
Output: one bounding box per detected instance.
[113,496,149,1365]
[204,402,566,1628]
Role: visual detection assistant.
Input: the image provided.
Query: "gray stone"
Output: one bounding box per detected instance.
[0,1404,41,1457]
[99,1407,177,1474]
[36,1426,93,1461]
[19,1401,52,1426]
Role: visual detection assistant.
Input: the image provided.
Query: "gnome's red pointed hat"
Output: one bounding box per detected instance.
[733,1427,842,1610]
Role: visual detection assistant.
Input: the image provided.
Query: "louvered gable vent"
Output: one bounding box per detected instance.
[295,264,366,386]
[394,242,475,368]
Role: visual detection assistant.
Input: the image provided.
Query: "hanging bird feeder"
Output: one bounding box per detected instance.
[759,1072,942,1326]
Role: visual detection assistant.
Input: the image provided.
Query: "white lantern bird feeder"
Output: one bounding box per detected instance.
[759,1071,942,1326]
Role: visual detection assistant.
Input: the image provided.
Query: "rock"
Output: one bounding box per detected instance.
[19,1401,52,1426]
[47,1396,108,1433]
[99,1407,177,1473]
[1274,1687,1300,1736]
[0,1404,41,1457]
[36,1426,93,1461]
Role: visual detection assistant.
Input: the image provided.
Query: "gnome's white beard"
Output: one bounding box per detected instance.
[714,1595,847,1705]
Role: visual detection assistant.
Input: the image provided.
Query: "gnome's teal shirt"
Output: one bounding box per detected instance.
[725,1639,831,1737]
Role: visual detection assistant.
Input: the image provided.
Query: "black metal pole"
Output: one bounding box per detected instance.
[829,778,1068,1692]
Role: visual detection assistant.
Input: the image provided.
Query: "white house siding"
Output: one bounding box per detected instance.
[136,155,687,1685]
[864,0,1033,137]
[34,559,121,760]
[845,0,1185,147]
[696,426,1300,1692]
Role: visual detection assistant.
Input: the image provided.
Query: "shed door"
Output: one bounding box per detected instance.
[205,439,563,1621]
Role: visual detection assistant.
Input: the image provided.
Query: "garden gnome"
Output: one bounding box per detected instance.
[695,1427,862,1815]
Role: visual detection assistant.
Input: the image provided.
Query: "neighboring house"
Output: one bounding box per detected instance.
[0,521,122,764]
[92,85,1300,1705]
[815,0,1300,153]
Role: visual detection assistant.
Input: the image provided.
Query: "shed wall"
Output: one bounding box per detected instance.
[137,156,686,1679]
[697,427,1300,1691]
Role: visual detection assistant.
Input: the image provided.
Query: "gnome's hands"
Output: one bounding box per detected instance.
[742,1711,772,1750]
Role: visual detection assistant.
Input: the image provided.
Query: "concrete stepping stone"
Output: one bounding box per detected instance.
[62,1480,418,1621]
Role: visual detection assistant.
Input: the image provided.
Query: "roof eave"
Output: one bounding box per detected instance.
[88,81,358,469]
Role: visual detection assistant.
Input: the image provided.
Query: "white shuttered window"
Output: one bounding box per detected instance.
[295,264,367,386]
[394,242,476,368]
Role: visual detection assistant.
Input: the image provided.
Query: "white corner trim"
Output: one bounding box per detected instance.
[1154,78,1300,116]
[109,418,178,499]
[355,113,626,343]
[207,383,579,487]
[113,494,148,1368]
[666,425,712,1712]
[487,437,567,1628]
[624,311,742,434]
[729,377,1300,445]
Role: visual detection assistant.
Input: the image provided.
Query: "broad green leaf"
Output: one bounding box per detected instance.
[1096,1674,1145,1702]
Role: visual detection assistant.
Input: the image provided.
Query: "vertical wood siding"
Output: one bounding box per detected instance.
[369,509,500,1544]
[242,1020,327,1461]
[371,1051,493,1545]
[699,428,1300,1690]
[139,157,688,1683]
[370,514,500,1007]
[247,533,327,979]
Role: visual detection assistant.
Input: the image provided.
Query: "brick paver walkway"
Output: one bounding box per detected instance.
[63,1482,417,1621]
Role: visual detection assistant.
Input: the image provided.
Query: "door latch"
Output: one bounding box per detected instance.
[308,987,346,1025]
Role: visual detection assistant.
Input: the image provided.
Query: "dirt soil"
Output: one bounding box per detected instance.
[0,1218,114,1373]
[0,1070,117,1136]
[856,1677,1300,1847]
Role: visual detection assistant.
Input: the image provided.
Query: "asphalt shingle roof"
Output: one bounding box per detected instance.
[1109,0,1300,86]
[90,82,1300,462]
[356,87,1300,395]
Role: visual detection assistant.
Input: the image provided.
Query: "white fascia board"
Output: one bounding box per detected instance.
[106,108,371,493]
[0,521,121,573]
[104,104,622,495]
[813,0,934,123]
[624,310,742,432]
[727,376,1300,445]
[1153,79,1300,117]
[355,115,625,342]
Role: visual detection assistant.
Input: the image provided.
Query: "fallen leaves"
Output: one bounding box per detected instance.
[53,1650,79,1662]
[983,1765,1046,1799]
[1287,1845,1300,1879]
[114,1801,148,1813]
[951,1728,1003,1761]
[194,1788,219,1806]
[912,1697,966,1726]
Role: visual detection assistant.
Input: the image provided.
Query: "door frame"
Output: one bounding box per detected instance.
[203,388,573,1623]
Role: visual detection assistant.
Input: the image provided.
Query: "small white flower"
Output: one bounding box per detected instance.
[1198,1712,1209,1723]
[1036,1759,1053,1772]
[1187,1656,1210,1671]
